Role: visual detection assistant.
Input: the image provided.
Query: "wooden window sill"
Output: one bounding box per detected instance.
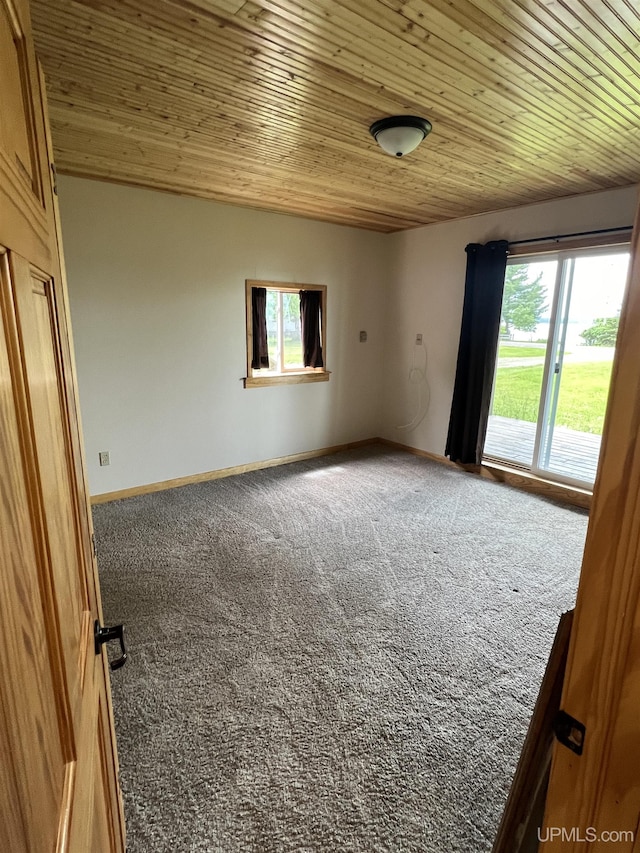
[244,370,331,388]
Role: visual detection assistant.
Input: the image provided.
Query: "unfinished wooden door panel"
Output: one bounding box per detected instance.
[0,252,67,852]
[11,255,88,708]
[0,687,26,853]
[0,0,48,268]
[1,247,126,852]
[91,695,119,853]
[0,0,125,850]
[0,2,34,182]
[540,201,640,846]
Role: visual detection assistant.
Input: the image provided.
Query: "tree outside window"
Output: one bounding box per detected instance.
[500,264,547,338]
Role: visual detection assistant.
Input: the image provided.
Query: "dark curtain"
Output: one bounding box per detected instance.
[300,290,324,368]
[445,240,509,464]
[251,286,269,369]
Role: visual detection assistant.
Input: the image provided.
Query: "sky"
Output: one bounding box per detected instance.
[511,250,630,347]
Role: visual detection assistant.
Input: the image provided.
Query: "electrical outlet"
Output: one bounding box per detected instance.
[416,333,423,345]
[99,451,110,467]
[359,330,368,343]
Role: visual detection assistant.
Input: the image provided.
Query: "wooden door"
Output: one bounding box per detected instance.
[540,203,640,848]
[0,0,125,851]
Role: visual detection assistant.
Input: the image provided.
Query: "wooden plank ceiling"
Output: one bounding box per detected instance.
[30,0,640,232]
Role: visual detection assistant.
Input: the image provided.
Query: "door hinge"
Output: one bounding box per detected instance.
[91,533,97,558]
[50,162,58,195]
[553,709,585,755]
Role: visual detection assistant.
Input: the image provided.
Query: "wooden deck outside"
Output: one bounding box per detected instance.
[484,415,602,485]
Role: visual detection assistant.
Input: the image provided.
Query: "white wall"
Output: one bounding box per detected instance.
[382,185,639,455]
[58,176,391,495]
[59,177,639,495]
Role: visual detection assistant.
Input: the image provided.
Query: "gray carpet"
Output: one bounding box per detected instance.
[95,445,588,853]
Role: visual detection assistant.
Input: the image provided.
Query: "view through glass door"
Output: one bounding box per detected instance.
[484,247,630,486]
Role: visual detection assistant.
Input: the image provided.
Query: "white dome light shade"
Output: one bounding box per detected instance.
[374,125,425,157]
[369,116,432,158]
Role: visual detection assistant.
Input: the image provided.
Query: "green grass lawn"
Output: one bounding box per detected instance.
[498,345,547,358]
[492,360,613,434]
[268,336,304,367]
[284,342,303,366]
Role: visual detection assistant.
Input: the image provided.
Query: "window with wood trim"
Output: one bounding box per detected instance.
[244,280,329,388]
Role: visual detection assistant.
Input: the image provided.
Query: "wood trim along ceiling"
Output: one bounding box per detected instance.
[30,0,640,232]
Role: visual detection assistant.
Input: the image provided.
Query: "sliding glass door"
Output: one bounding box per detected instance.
[484,247,630,486]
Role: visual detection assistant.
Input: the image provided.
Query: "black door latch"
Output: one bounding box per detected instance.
[94,621,127,671]
[553,709,585,755]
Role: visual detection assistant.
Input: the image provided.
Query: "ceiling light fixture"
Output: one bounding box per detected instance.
[369,115,432,158]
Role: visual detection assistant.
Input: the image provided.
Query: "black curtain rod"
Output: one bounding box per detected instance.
[509,224,633,247]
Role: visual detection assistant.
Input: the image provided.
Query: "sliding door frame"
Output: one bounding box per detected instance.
[487,242,631,489]
[529,253,564,480]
